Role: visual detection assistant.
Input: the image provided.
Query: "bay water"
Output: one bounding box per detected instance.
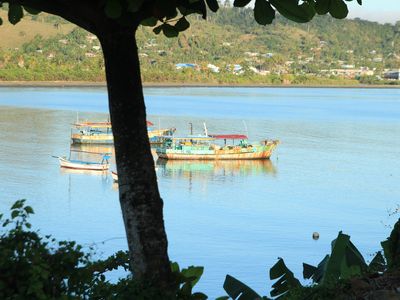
[0,87,399,297]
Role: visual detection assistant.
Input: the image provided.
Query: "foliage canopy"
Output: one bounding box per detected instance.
[0,0,362,37]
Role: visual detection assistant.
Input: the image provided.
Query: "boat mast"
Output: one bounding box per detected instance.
[242,120,249,138]
[203,122,208,136]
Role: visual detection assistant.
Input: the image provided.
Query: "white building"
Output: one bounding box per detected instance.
[384,69,400,80]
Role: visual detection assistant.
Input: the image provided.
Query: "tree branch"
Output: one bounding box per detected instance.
[4,0,104,34]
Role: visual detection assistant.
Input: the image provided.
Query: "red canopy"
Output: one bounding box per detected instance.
[147,121,154,126]
[210,134,248,140]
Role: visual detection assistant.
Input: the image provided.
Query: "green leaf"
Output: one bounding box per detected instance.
[161,23,179,38]
[191,292,208,300]
[303,263,317,279]
[254,0,275,25]
[181,266,204,287]
[11,200,25,210]
[357,0,362,5]
[329,0,348,19]
[11,210,19,219]
[127,0,145,12]
[175,17,190,32]
[315,0,330,15]
[23,6,41,15]
[8,4,24,25]
[25,222,32,229]
[206,0,219,12]
[233,0,252,7]
[105,0,122,19]
[215,297,229,300]
[141,17,158,27]
[270,0,315,23]
[309,255,330,283]
[270,258,301,297]
[0,17,2,26]
[223,275,262,300]
[171,262,180,273]
[381,219,400,269]
[368,251,386,273]
[324,232,350,282]
[24,206,34,214]
[345,240,367,271]
[153,25,163,34]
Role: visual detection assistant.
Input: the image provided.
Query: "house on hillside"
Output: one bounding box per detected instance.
[233,64,244,74]
[249,66,270,76]
[226,64,244,74]
[373,57,383,63]
[207,64,220,73]
[86,34,97,43]
[175,63,199,70]
[325,68,374,78]
[244,52,259,57]
[262,53,274,58]
[85,52,97,58]
[384,69,400,80]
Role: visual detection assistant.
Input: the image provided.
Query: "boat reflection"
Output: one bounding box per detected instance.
[70,144,115,156]
[59,168,109,177]
[156,159,277,179]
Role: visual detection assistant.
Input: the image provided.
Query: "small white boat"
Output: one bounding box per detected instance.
[111,171,118,182]
[55,150,111,171]
[58,156,109,171]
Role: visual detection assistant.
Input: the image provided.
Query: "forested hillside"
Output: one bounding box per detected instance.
[0,7,399,85]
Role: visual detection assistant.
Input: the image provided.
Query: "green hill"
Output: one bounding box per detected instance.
[0,7,399,85]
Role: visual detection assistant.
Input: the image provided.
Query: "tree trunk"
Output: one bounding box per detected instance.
[98,28,172,288]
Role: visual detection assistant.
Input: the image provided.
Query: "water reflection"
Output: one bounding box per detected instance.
[59,168,109,177]
[156,159,277,179]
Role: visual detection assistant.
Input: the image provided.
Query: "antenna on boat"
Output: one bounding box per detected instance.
[189,122,193,135]
[203,122,208,136]
[76,112,79,124]
[158,117,161,131]
[242,120,249,138]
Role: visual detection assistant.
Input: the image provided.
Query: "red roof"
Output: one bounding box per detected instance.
[210,134,248,140]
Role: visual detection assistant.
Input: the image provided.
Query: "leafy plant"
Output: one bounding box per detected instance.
[221,220,400,299]
[0,200,207,299]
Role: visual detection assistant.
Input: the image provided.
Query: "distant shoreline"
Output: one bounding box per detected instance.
[0,81,399,89]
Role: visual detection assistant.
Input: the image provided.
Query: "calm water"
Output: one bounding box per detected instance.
[0,87,399,297]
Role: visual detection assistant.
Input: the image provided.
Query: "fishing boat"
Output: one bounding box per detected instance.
[71,120,175,145]
[55,150,111,171]
[71,122,113,145]
[156,134,279,160]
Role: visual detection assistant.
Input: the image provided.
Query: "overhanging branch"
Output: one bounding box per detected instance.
[4,0,102,34]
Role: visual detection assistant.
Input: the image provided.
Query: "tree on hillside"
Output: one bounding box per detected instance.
[0,0,361,291]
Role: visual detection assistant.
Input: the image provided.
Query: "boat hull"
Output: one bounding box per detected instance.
[157,150,274,160]
[59,157,109,171]
[71,134,113,145]
[157,142,278,160]
[111,171,118,182]
[71,128,175,145]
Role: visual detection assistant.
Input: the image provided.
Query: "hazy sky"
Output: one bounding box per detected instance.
[347,0,400,24]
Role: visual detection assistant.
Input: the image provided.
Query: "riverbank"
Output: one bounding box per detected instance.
[0,80,399,88]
